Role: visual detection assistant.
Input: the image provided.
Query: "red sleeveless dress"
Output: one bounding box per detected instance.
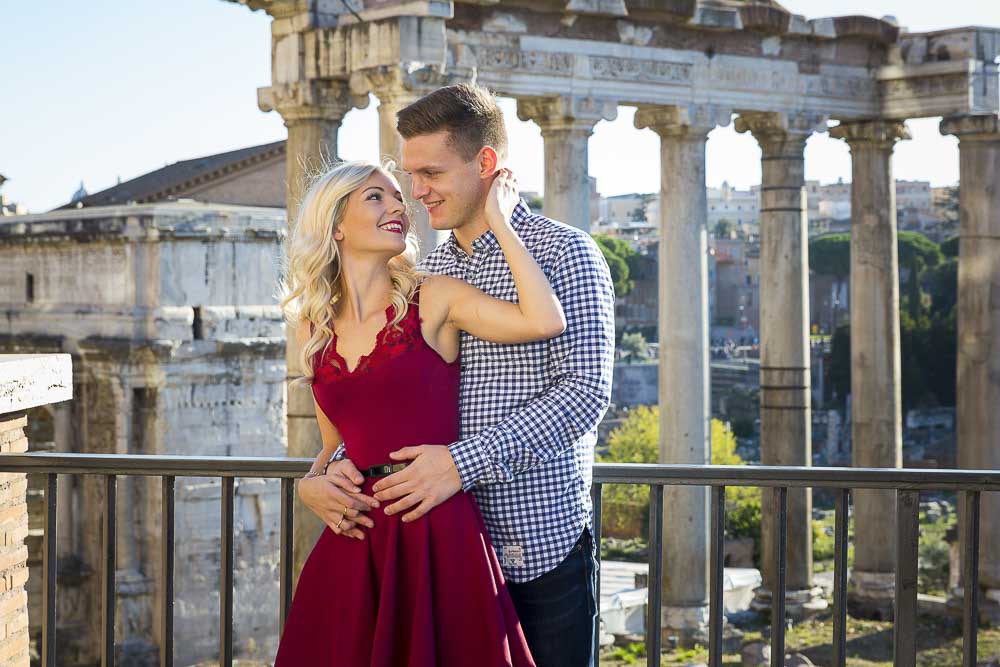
[275,291,535,667]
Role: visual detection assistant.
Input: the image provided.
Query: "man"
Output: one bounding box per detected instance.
[299,83,615,666]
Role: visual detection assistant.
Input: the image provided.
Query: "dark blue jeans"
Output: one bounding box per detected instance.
[507,529,598,667]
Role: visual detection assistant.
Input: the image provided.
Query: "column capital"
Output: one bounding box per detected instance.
[633,104,731,138]
[516,95,618,134]
[940,114,1000,141]
[829,119,910,148]
[258,80,363,125]
[734,111,828,143]
[350,64,475,106]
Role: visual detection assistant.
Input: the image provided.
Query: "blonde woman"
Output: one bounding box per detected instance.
[275,159,560,666]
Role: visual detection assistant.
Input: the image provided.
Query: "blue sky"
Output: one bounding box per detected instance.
[2,0,998,212]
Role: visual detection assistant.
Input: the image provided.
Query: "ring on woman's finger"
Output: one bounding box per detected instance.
[335,515,345,529]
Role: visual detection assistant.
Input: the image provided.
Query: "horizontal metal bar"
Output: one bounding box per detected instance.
[0,453,314,478]
[0,454,999,492]
[594,464,1000,491]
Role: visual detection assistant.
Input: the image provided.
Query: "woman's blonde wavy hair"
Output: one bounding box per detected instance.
[279,160,421,387]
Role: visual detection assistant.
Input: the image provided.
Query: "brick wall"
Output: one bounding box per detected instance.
[0,412,29,666]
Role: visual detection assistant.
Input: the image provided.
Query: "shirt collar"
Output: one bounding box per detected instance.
[445,199,532,260]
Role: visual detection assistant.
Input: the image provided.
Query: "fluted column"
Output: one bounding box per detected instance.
[634,104,729,647]
[517,95,617,231]
[259,78,358,584]
[736,111,828,619]
[940,114,1000,622]
[351,66,473,256]
[829,119,910,618]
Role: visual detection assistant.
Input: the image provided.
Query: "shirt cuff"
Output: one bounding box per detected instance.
[448,437,493,491]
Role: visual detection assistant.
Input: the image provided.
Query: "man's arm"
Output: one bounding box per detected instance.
[448,232,616,490]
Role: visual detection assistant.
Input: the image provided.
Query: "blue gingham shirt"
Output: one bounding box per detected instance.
[424,201,615,582]
[331,201,615,582]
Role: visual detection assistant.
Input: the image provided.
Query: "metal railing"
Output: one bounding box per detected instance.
[2,453,998,667]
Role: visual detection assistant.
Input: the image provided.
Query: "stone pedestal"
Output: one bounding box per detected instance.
[517,95,616,231]
[634,105,728,646]
[261,79,357,586]
[940,114,1000,623]
[736,111,827,619]
[830,119,909,618]
[0,354,73,666]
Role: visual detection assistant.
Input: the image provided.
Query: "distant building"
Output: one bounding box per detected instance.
[0,175,27,216]
[62,140,287,210]
[3,142,289,665]
[707,181,759,234]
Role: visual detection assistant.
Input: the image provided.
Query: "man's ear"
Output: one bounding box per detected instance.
[477,146,499,178]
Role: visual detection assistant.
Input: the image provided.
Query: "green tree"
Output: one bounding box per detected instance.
[599,408,761,554]
[593,234,638,298]
[809,233,851,277]
[940,235,959,259]
[714,219,733,239]
[523,193,544,211]
[620,331,650,363]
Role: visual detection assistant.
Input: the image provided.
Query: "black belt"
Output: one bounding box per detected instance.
[362,463,408,478]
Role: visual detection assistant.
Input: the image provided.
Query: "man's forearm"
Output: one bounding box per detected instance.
[449,373,610,489]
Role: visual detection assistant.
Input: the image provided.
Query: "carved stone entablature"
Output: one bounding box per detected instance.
[565,0,628,18]
[472,45,576,77]
[633,104,731,137]
[940,114,1000,140]
[899,27,1000,65]
[589,55,692,84]
[258,80,364,123]
[350,63,476,104]
[516,95,618,133]
[878,61,1000,120]
[829,119,910,150]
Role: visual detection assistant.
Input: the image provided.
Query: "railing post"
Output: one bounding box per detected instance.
[102,475,117,667]
[646,485,663,667]
[590,482,603,663]
[220,477,235,667]
[771,487,788,667]
[961,490,980,667]
[708,485,725,667]
[280,477,294,635]
[893,490,919,666]
[832,489,850,667]
[42,473,57,667]
[160,476,175,667]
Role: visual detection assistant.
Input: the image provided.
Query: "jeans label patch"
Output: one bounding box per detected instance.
[501,545,525,567]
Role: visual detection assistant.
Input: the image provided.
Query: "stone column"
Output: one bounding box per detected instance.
[736,112,827,619]
[259,79,357,583]
[351,66,473,257]
[517,96,617,231]
[829,119,910,618]
[634,104,728,647]
[940,114,1000,623]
